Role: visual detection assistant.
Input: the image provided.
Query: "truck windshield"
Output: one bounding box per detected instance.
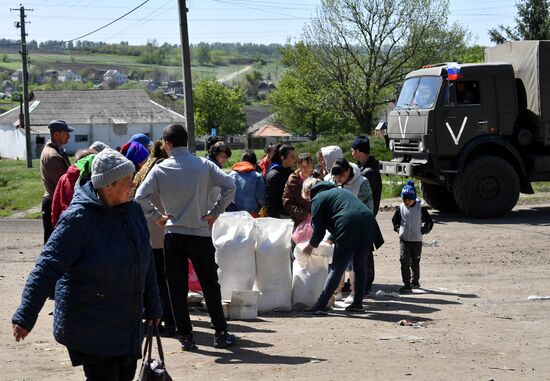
[396,76,441,109]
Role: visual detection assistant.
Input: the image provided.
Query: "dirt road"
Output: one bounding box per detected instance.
[1,201,550,380]
[217,65,253,84]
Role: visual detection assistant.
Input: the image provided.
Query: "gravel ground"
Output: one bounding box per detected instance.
[1,200,550,380]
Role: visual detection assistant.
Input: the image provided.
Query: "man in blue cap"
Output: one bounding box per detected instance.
[40,120,73,244]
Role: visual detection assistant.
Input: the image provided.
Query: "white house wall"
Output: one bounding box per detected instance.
[2,122,177,159]
[39,123,169,154]
[0,125,27,160]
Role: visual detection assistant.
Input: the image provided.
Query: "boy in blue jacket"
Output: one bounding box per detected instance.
[392,180,434,293]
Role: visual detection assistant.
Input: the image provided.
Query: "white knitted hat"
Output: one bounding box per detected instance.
[89,141,109,153]
[91,148,135,189]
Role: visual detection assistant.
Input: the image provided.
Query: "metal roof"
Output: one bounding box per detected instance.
[0,90,185,127]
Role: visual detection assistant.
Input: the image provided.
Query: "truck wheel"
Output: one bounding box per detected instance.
[421,183,459,212]
[453,155,520,218]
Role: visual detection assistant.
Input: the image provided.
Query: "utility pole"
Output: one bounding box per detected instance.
[177,0,196,153]
[12,5,33,168]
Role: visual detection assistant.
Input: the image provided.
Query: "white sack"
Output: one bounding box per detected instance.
[213,211,257,300]
[292,242,333,309]
[254,218,293,312]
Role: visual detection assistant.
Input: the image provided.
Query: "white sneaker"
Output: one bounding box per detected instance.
[344,292,355,304]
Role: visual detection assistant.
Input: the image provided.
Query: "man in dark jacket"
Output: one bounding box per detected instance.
[351,136,382,216]
[12,149,162,381]
[302,180,384,313]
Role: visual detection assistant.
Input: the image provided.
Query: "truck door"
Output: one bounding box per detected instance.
[436,77,497,158]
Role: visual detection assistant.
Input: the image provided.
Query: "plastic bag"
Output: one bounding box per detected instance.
[254,218,293,312]
[291,242,333,309]
[188,260,202,292]
[291,218,313,244]
[212,211,257,300]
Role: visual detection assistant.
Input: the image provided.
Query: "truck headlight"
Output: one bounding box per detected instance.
[389,139,395,151]
[418,141,424,152]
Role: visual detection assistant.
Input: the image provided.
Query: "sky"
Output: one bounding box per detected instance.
[0,0,517,47]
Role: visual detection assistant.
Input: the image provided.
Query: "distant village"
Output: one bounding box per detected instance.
[0,66,307,161]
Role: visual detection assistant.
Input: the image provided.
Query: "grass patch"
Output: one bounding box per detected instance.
[532,182,550,193]
[0,158,43,217]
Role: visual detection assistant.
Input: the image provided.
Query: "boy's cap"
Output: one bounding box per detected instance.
[401,180,417,200]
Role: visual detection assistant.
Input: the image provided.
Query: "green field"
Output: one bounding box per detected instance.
[0,158,43,218]
[0,51,278,83]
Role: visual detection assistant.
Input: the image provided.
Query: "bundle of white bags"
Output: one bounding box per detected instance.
[213,212,333,312]
[292,242,333,309]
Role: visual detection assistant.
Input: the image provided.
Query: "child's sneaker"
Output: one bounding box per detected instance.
[214,331,236,348]
[399,285,412,294]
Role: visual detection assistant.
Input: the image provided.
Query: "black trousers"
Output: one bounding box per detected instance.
[153,248,174,327]
[164,233,227,335]
[400,240,422,286]
[68,348,137,381]
[41,197,54,244]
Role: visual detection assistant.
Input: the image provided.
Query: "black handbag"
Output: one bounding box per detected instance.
[138,325,173,381]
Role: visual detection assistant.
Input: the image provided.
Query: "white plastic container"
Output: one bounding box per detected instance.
[230,290,260,320]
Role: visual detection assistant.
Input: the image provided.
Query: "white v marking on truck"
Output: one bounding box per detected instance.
[445,117,468,145]
[398,115,409,139]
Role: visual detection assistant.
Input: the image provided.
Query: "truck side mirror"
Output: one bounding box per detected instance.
[447,82,457,106]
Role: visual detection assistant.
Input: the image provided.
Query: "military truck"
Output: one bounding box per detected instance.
[380,40,550,218]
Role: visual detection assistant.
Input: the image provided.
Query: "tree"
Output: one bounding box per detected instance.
[489,0,550,43]
[269,42,352,139]
[303,0,468,134]
[193,80,247,136]
[245,70,263,99]
[195,43,211,66]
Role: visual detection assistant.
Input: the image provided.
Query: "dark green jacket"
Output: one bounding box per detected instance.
[309,181,384,251]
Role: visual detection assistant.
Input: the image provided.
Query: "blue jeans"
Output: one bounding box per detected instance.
[314,243,371,309]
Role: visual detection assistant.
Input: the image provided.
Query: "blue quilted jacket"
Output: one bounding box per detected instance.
[12,181,162,357]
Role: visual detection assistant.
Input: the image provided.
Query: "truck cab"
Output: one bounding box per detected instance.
[381,61,536,217]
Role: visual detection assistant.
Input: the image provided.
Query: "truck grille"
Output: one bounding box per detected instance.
[394,140,420,153]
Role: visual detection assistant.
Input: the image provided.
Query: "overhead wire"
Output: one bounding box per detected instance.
[64,0,150,43]
[103,0,174,42]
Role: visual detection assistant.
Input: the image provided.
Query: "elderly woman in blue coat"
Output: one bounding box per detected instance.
[12,148,162,381]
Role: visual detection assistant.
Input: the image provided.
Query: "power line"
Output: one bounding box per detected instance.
[64,0,150,43]
[103,0,173,42]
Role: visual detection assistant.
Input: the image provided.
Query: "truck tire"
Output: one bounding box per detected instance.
[421,183,459,212]
[453,155,520,218]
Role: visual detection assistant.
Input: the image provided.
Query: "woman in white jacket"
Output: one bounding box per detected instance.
[330,158,373,212]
